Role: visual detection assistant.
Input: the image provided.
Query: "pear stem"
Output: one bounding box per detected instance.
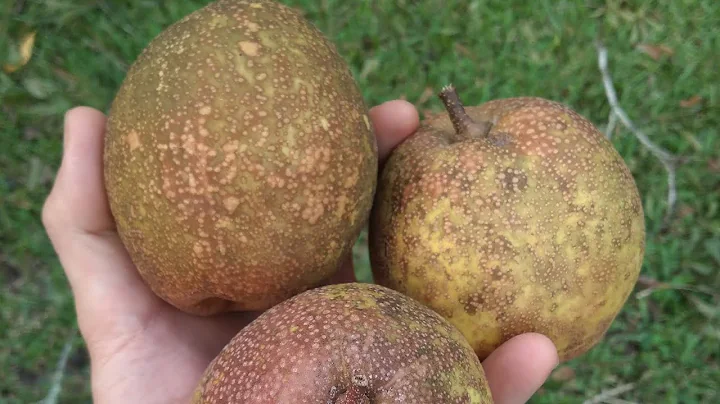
[438,85,492,139]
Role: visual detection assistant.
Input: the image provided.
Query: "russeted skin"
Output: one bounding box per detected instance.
[192,283,493,404]
[370,94,646,361]
[104,0,377,315]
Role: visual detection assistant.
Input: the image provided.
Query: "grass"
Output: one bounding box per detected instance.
[1,0,719,402]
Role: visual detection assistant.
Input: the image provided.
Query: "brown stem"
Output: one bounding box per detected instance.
[438,84,492,139]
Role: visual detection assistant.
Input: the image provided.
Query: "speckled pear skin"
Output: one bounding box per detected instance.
[370,94,646,362]
[192,283,493,404]
[104,0,377,315]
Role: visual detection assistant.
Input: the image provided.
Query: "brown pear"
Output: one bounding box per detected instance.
[103,0,377,315]
[369,85,645,361]
[192,282,493,403]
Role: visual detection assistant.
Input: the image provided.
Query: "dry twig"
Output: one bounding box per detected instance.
[40,331,76,404]
[602,399,639,404]
[605,110,618,139]
[584,383,636,404]
[635,275,720,299]
[595,41,679,228]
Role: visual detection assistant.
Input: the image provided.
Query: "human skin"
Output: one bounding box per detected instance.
[42,100,558,404]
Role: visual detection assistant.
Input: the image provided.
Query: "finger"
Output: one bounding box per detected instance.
[368,100,420,165]
[481,333,559,404]
[45,107,114,234]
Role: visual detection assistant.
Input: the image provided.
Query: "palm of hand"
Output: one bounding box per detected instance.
[77,235,343,402]
[44,102,557,404]
[88,288,256,402]
[47,221,258,401]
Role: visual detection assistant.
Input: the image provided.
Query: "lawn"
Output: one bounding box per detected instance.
[1,0,719,402]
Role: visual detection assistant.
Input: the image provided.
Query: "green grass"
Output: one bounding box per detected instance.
[1,0,719,402]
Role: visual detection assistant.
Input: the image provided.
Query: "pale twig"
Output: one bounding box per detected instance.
[584,383,636,404]
[603,399,639,404]
[595,41,679,227]
[605,110,618,139]
[635,275,720,299]
[40,331,76,404]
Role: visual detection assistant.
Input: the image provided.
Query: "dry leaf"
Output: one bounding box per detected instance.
[23,127,40,141]
[676,204,695,219]
[708,159,720,173]
[636,43,673,60]
[23,76,55,99]
[4,31,36,73]
[680,95,702,108]
[551,366,576,382]
[53,67,78,86]
[681,131,702,151]
[416,87,435,105]
[359,58,380,80]
[454,43,472,58]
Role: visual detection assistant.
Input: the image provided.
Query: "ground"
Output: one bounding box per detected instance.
[1,0,718,402]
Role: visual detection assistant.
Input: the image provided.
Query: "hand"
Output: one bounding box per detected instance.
[43,100,558,404]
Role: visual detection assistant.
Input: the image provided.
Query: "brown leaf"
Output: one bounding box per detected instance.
[454,43,472,58]
[3,31,36,73]
[24,127,41,141]
[53,67,78,86]
[681,131,702,151]
[551,366,576,382]
[708,159,720,173]
[676,204,695,219]
[10,193,32,210]
[416,87,435,105]
[680,95,703,108]
[636,43,674,60]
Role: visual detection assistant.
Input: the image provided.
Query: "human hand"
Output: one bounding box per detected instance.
[43,100,558,404]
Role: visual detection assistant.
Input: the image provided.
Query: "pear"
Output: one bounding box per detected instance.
[103,0,377,315]
[193,283,492,403]
[370,85,645,361]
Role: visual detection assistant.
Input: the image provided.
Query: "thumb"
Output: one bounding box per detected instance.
[43,107,157,342]
[44,107,114,234]
[482,333,559,404]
